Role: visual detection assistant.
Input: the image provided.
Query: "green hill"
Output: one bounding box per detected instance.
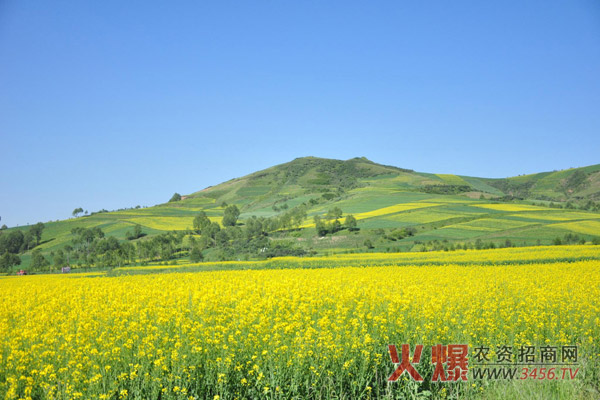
[3,157,600,271]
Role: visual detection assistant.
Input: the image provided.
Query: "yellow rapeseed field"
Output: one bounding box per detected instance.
[472,204,546,212]
[351,203,440,220]
[0,247,599,399]
[550,220,600,236]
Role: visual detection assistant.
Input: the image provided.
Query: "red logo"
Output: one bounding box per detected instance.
[387,344,424,382]
[388,343,469,382]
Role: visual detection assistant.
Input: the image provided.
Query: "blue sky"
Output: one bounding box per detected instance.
[1,1,599,227]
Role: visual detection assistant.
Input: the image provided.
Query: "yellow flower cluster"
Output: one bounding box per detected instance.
[0,247,598,399]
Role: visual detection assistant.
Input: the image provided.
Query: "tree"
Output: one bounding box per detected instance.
[198,235,212,250]
[202,222,221,241]
[364,239,374,249]
[29,222,45,245]
[245,216,265,239]
[126,224,144,240]
[0,252,20,272]
[344,215,358,231]
[119,242,136,266]
[23,231,35,251]
[134,224,142,239]
[222,205,240,227]
[326,207,343,221]
[169,193,182,202]
[215,230,230,247]
[0,225,6,230]
[190,246,203,262]
[72,208,84,218]
[0,230,24,254]
[53,249,67,269]
[314,216,328,237]
[331,219,342,233]
[64,244,74,264]
[291,206,307,228]
[193,212,211,233]
[30,249,50,271]
[279,212,292,230]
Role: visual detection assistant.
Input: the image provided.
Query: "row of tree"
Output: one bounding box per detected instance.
[314,207,358,236]
[4,202,364,272]
[188,205,308,261]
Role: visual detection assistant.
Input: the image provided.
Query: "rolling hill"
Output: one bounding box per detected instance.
[4,156,600,270]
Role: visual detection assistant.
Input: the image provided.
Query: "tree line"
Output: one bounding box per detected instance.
[313,207,358,236]
[1,202,364,273]
[0,223,45,272]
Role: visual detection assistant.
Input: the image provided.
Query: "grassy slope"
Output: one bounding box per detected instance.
[6,157,600,269]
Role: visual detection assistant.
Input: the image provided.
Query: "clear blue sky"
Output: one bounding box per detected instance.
[1,1,599,227]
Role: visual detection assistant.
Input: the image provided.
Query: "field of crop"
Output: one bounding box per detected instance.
[550,220,600,236]
[1,246,599,399]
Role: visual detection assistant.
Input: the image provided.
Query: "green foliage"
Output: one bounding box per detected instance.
[488,180,534,199]
[314,216,327,237]
[201,222,221,242]
[261,241,306,258]
[190,246,203,262]
[555,233,586,245]
[0,252,20,272]
[222,205,240,227]
[126,224,145,240]
[277,205,307,230]
[72,207,84,217]
[420,184,471,194]
[169,193,182,202]
[384,227,416,241]
[192,212,211,233]
[0,230,24,254]
[326,207,343,220]
[30,249,49,271]
[562,169,587,192]
[53,249,66,268]
[314,208,352,236]
[23,231,35,252]
[344,215,358,231]
[29,222,44,245]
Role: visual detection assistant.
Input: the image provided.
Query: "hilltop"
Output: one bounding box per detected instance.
[2,157,600,271]
[190,156,600,205]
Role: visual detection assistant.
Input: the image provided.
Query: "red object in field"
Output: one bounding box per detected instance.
[17,270,27,275]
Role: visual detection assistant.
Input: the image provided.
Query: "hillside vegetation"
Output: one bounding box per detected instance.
[2,157,600,272]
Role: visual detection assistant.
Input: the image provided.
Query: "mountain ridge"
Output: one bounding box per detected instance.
[184,156,600,207]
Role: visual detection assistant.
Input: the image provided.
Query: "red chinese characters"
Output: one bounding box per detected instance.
[432,344,469,381]
[387,344,424,382]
